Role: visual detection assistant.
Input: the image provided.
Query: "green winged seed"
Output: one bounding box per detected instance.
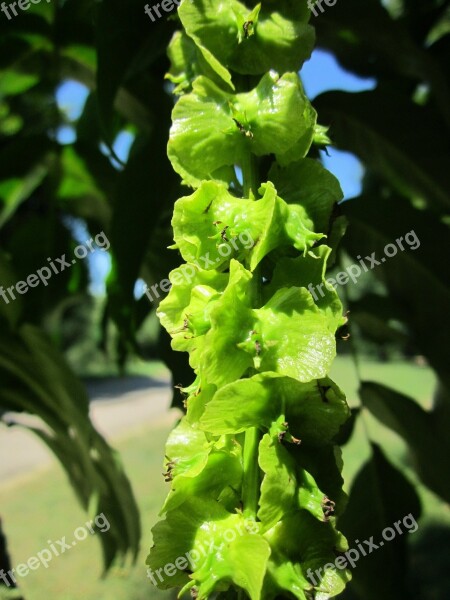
[179,0,314,79]
[171,180,323,271]
[199,373,349,444]
[168,72,317,188]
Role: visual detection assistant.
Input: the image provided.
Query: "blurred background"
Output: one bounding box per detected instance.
[0,0,449,599]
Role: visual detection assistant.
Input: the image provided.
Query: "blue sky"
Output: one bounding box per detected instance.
[55,48,377,295]
[301,49,376,200]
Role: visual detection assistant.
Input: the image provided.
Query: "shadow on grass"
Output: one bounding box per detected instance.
[83,375,169,401]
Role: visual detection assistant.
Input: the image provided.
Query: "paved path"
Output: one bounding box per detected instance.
[0,376,174,485]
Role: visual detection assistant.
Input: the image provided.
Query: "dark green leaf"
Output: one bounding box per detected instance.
[360,382,450,503]
[338,444,421,600]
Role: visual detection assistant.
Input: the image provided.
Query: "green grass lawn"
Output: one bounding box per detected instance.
[0,358,448,599]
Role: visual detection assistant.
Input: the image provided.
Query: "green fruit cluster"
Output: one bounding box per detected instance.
[147,2,351,598]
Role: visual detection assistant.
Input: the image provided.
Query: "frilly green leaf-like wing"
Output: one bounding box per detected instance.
[157,263,228,357]
[179,0,314,77]
[263,511,350,599]
[147,498,270,599]
[254,287,336,382]
[168,76,238,187]
[165,417,211,479]
[191,531,271,600]
[199,260,255,387]
[168,73,316,188]
[172,181,322,271]
[269,158,344,233]
[166,30,227,95]
[265,246,346,332]
[162,448,243,514]
[197,264,336,386]
[258,427,298,529]
[199,373,349,445]
[289,444,348,515]
[238,73,316,165]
